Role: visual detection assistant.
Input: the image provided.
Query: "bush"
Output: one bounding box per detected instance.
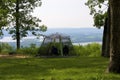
[73,43,101,57]
[0,43,14,54]
[16,46,39,56]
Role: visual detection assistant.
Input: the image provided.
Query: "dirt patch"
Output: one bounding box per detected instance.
[0,54,29,58]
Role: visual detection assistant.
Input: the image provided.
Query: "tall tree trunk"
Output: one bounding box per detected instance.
[107,0,120,73]
[16,0,20,49]
[102,18,109,57]
[101,7,111,57]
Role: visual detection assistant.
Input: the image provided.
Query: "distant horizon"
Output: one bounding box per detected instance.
[47,27,103,29]
[0,28,103,47]
[45,25,94,29]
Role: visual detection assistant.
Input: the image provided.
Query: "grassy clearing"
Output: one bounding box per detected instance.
[0,57,120,80]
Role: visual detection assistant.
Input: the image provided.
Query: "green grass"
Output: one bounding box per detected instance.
[0,57,120,80]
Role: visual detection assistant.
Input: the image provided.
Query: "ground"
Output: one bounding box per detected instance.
[0,56,120,80]
[0,54,29,58]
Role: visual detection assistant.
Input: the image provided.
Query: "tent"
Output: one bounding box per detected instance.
[38,33,75,56]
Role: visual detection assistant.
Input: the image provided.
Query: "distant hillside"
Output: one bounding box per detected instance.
[0,28,103,47]
[43,28,103,43]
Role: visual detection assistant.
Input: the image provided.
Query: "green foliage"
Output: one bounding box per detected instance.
[1,57,120,80]
[0,42,102,57]
[85,0,107,15]
[94,12,107,28]
[73,43,101,57]
[0,0,10,36]
[16,44,39,55]
[0,43,40,56]
[38,42,101,57]
[0,0,47,49]
[0,43,13,54]
[40,25,47,32]
[85,0,108,28]
[5,0,47,39]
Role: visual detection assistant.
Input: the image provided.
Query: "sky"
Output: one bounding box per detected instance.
[33,0,94,28]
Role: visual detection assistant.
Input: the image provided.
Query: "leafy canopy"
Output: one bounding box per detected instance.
[0,0,11,35]
[1,0,47,39]
[85,0,108,28]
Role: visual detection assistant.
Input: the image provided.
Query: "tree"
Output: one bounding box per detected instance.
[101,7,111,57]
[0,0,10,36]
[4,0,47,49]
[0,0,11,52]
[107,0,120,73]
[85,0,110,57]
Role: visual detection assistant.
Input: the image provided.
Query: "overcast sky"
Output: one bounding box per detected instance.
[33,0,94,28]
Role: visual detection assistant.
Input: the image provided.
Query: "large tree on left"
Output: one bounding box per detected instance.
[1,0,47,49]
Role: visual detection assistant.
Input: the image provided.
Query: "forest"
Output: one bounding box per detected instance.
[0,0,120,80]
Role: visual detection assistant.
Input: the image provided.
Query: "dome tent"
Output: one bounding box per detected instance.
[38,33,75,56]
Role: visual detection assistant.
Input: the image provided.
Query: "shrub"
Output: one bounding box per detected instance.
[73,43,101,57]
[0,43,14,54]
[16,44,39,56]
[16,47,39,56]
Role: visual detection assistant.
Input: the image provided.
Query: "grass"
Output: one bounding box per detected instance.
[0,57,120,80]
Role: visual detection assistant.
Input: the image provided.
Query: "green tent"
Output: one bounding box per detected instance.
[38,33,75,56]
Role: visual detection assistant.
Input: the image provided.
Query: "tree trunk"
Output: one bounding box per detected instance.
[101,18,109,57]
[108,0,120,73]
[16,0,20,49]
[101,7,111,57]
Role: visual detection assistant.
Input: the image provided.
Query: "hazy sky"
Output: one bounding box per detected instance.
[33,0,94,28]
